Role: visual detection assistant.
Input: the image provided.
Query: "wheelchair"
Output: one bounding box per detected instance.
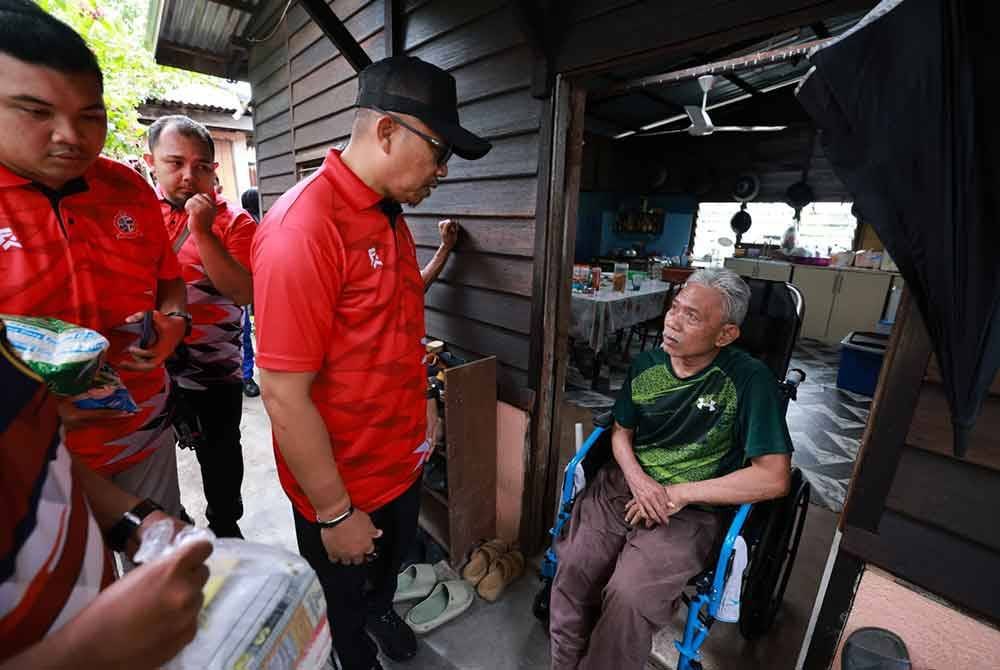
[534,278,811,670]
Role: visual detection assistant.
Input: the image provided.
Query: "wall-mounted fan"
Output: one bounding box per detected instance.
[641,75,789,137]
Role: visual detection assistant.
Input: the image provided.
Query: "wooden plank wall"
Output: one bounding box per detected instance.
[248,0,543,404]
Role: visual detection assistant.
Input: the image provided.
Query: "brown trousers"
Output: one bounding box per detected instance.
[549,465,722,670]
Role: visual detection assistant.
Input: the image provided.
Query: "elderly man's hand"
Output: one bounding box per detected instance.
[622,469,675,525]
[625,483,688,528]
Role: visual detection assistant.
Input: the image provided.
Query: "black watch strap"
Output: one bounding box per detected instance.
[165,311,193,337]
[106,499,163,552]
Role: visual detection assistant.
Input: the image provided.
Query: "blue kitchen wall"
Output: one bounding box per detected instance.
[575,192,697,262]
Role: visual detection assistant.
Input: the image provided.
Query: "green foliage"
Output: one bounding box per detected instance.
[34,0,213,158]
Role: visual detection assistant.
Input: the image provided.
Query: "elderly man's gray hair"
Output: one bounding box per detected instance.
[684,268,751,326]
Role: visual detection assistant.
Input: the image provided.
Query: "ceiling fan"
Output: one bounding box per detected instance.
[641,74,789,137]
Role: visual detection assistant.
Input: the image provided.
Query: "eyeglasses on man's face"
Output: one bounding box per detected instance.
[375,108,453,166]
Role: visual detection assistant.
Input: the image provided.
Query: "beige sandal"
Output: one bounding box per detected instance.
[476,549,525,602]
[461,539,509,585]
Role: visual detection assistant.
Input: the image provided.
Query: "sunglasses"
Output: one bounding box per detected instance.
[376,108,453,166]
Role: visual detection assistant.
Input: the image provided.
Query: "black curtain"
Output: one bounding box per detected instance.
[798,0,999,456]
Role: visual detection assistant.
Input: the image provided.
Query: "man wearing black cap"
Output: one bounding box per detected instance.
[252,56,490,670]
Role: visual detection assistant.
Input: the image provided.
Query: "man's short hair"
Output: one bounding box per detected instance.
[147,115,215,161]
[0,0,103,89]
[241,187,260,221]
[685,268,751,326]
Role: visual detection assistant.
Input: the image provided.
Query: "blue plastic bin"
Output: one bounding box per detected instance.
[837,332,889,397]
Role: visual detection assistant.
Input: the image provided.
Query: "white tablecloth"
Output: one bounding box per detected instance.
[570,280,675,351]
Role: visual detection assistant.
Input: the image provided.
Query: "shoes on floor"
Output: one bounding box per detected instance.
[476,549,525,602]
[404,580,475,635]
[394,563,437,603]
[366,608,417,661]
[243,379,261,398]
[460,539,509,585]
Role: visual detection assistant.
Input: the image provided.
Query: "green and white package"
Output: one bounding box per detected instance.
[1,315,109,396]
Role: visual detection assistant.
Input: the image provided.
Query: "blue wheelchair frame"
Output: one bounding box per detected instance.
[540,424,751,670]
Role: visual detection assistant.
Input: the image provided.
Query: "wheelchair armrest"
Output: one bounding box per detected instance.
[594,411,614,428]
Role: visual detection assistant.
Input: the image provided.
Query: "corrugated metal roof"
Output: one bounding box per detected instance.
[149,0,265,79]
[159,0,257,54]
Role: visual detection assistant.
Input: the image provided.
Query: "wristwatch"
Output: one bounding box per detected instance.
[165,310,193,337]
[106,499,163,552]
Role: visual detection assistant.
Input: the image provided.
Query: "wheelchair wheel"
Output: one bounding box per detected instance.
[739,468,810,640]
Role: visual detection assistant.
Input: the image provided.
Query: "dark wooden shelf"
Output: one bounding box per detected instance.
[417,356,497,567]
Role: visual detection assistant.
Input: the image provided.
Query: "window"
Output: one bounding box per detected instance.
[692,202,858,262]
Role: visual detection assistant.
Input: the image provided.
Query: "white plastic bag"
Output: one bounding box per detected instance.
[135,521,332,670]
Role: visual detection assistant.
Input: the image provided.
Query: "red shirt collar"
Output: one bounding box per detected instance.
[321,148,383,212]
[0,162,36,189]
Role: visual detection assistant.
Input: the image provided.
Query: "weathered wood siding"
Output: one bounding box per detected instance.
[249,0,542,400]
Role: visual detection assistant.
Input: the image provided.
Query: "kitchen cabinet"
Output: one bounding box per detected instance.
[827,270,893,343]
[723,258,793,282]
[792,266,895,343]
[793,266,839,340]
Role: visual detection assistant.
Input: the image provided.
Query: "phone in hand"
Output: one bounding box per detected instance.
[139,311,157,349]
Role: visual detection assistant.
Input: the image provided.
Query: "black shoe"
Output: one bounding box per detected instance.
[366,609,417,662]
[243,379,261,398]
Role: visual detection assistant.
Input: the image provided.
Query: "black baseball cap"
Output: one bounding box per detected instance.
[356,56,492,161]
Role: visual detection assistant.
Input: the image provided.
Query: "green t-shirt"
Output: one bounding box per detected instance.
[612,346,793,485]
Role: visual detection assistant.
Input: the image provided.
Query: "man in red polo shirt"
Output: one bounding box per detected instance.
[253,56,490,670]
[0,1,188,516]
[144,115,256,539]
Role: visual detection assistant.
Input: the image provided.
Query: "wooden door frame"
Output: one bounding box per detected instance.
[523,74,587,552]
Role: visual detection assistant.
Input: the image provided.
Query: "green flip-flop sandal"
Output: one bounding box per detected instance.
[394,563,438,603]
[404,580,474,634]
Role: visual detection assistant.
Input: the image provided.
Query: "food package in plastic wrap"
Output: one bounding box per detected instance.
[1,315,138,412]
[1,315,108,395]
[135,522,333,670]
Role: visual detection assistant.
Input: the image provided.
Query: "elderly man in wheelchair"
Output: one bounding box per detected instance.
[546,267,802,670]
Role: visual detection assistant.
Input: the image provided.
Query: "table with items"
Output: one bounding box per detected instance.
[569,278,677,389]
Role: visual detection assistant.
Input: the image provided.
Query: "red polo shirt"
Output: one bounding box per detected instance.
[0,157,181,475]
[252,149,427,516]
[157,190,256,390]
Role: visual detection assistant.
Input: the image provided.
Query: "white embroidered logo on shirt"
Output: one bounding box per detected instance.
[368,247,383,270]
[696,396,717,412]
[0,228,22,251]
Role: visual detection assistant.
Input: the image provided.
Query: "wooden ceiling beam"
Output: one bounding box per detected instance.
[298,0,372,73]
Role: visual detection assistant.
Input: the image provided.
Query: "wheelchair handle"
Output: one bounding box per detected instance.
[785,368,806,386]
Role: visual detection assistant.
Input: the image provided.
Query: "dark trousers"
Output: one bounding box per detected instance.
[294,478,421,670]
[177,383,245,530]
[241,307,255,381]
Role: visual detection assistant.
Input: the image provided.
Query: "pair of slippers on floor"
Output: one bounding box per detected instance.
[394,565,474,635]
[460,539,525,602]
[394,540,525,635]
